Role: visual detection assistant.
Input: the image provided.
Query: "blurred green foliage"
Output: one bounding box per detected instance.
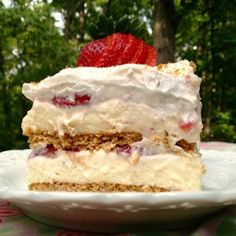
[175,0,236,142]
[0,0,235,151]
[0,0,75,150]
[203,110,236,142]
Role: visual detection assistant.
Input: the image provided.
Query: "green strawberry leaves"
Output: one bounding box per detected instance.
[89,14,149,40]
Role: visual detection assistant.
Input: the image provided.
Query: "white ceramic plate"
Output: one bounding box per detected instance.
[0,149,236,232]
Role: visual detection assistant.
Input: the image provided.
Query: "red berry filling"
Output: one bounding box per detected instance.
[178,120,195,132]
[52,94,91,108]
[115,144,132,155]
[30,144,57,158]
[115,144,146,156]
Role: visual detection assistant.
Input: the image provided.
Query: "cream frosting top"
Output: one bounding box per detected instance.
[22,60,202,144]
[23,60,199,103]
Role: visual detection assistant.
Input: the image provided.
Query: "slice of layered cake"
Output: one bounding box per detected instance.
[22,33,204,192]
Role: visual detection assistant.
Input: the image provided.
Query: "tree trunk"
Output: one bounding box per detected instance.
[63,1,81,41]
[104,0,113,14]
[203,0,215,135]
[78,0,86,43]
[0,38,12,148]
[153,0,177,63]
[64,11,72,41]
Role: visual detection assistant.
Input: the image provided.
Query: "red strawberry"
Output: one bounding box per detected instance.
[179,120,195,132]
[146,46,157,66]
[30,144,57,158]
[52,95,74,107]
[52,94,91,108]
[76,38,106,67]
[115,144,131,155]
[77,33,157,67]
[74,94,91,105]
[131,39,148,64]
[120,34,139,64]
[95,33,127,67]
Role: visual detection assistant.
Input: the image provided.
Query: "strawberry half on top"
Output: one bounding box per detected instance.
[77,33,157,67]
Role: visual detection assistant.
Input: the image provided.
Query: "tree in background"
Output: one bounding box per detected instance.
[175,0,236,141]
[0,0,235,151]
[153,0,177,63]
[0,1,75,150]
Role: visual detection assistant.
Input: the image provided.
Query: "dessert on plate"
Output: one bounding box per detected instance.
[22,33,204,192]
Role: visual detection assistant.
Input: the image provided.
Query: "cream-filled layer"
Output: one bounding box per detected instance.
[22,99,201,144]
[22,61,202,143]
[27,150,204,191]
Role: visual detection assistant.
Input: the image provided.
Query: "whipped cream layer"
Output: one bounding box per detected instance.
[27,150,204,191]
[22,60,202,143]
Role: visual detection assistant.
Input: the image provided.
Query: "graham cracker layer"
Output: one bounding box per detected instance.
[27,130,142,151]
[26,128,195,153]
[176,139,196,152]
[29,182,169,192]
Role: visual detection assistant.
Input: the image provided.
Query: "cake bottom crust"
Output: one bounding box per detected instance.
[29,182,169,193]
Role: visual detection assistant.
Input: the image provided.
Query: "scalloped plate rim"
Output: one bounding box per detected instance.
[1,149,236,209]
